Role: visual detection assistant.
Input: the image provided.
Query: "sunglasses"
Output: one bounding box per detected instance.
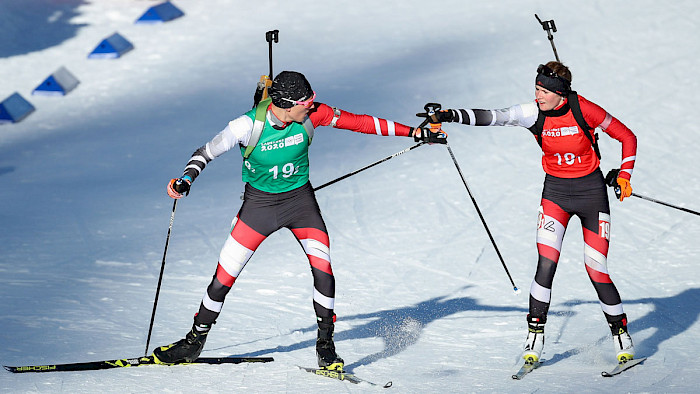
[537,64,560,79]
[537,64,571,85]
[281,91,316,108]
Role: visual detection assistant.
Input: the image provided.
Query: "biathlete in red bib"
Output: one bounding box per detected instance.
[428,61,637,364]
[153,71,446,370]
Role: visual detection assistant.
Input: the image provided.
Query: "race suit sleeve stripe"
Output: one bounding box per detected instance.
[621,155,636,177]
[309,103,412,137]
[182,148,213,181]
[372,116,382,135]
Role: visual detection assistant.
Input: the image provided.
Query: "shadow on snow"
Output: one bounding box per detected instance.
[0,0,88,58]
[231,289,526,371]
[547,288,700,365]
[226,288,699,370]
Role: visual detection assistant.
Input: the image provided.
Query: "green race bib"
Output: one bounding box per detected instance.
[240,111,311,193]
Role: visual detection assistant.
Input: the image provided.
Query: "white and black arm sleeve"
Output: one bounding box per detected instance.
[451,102,538,128]
[182,115,253,182]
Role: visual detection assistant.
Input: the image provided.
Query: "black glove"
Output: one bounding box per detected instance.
[167,177,191,199]
[413,127,447,144]
[605,169,621,187]
[604,168,633,201]
[174,178,191,194]
[416,109,457,123]
[604,168,622,199]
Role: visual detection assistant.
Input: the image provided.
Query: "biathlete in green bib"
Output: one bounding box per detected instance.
[158,71,446,370]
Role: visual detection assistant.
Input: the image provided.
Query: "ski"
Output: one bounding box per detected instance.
[4,355,274,373]
[298,365,392,388]
[511,358,542,380]
[601,357,646,377]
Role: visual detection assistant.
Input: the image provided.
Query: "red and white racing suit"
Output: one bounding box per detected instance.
[179,103,414,327]
[450,95,637,324]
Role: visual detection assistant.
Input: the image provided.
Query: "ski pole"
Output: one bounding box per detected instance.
[313,116,432,192]
[605,169,700,217]
[535,14,560,62]
[446,144,520,293]
[424,103,519,294]
[628,192,700,216]
[446,144,519,293]
[144,199,178,356]
[313,142,426,192]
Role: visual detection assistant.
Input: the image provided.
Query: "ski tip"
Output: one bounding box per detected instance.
[601,356,647,377]
[383,381,393,388]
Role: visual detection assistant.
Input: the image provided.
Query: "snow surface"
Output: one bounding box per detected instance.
[2,0,699,392]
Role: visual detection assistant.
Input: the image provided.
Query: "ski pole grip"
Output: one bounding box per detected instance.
[535,14,556,33]
[425,102,441,127]
[424,102,442,114]
[266,30,279,43]
[415,103,441,129]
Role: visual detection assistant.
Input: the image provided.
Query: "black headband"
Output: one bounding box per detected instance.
[535,64,570,96]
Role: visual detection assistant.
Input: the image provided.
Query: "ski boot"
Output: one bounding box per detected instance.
[153,323,211,364]
[609,314,635,362]
[316,316,344,371]
[522,315,545,363]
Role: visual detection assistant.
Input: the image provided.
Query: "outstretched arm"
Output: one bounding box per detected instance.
[309,103,446,143]
[309,103,414,136]
[427,102,539,128]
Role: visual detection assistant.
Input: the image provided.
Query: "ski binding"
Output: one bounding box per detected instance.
[298,365,392,388]
[512,357,542,380]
